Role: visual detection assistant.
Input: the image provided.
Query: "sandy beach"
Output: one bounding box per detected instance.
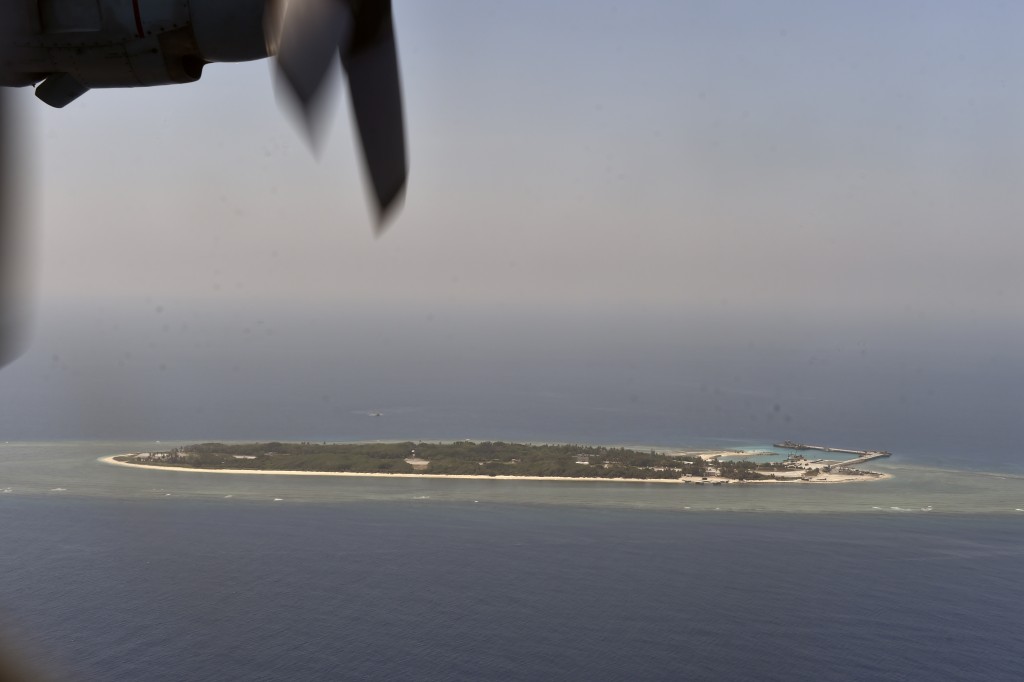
[692,451,747,461]
[100,455,891,484]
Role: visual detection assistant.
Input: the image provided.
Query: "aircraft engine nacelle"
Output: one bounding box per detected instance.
[23,0,272,107]
[189,0,270,63]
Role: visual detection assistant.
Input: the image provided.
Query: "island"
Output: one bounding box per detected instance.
[103,441,892,484]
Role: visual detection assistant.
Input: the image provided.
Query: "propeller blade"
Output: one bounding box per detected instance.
[341,0,407,226]
[0,90,11,366]
[268,0,353,140]
[0,11,28,369]
[1,14,11,366]
[0,89,29,370]
[267,0,407,226]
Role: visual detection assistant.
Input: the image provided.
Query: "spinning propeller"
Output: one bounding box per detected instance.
[0,0,408,368]
[269,0,406,220]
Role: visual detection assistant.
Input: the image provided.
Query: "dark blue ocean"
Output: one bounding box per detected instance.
[0,493,1021,682]
[0,307,1022,679]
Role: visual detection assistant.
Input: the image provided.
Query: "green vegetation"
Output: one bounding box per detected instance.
[121,441,708,480]
[716,460,770,481]
[756,461,796,472]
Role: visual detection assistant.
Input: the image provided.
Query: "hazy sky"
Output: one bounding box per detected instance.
[2,1,1023,445]
[15,0,1024,316]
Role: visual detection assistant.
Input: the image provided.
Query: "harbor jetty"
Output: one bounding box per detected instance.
[774,441,892,469]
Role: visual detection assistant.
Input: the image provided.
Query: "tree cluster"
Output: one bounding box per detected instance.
[717,460,769,480]
[131,441,705,479]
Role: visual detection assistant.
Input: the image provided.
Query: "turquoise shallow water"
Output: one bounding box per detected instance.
[0,442,1022,680]
[1,441,1022,514]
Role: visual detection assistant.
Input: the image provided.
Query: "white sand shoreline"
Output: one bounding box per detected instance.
[99,455,891,484]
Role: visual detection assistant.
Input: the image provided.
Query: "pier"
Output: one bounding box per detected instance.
[832,452,892,468]
[774,441,891,468]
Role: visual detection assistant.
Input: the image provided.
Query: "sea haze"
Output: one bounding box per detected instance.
[0,300,1021,474]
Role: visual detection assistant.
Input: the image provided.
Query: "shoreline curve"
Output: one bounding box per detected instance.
[99,455,891,485]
